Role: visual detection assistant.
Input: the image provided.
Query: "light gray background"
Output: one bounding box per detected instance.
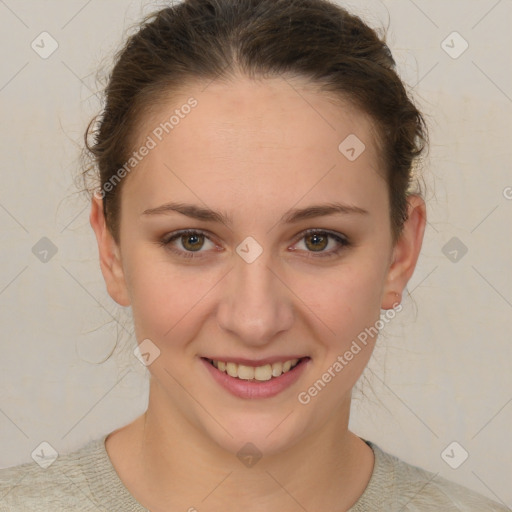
[0,0,511,507]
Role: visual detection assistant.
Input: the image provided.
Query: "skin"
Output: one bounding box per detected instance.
[90,75,426,511]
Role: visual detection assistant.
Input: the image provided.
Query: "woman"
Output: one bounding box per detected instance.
[0,0,507,510]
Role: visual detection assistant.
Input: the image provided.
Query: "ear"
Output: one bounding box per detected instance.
[89,193,131,307]
[381,194,426,309]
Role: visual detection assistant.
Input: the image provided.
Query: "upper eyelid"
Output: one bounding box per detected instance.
[163,228,218,245]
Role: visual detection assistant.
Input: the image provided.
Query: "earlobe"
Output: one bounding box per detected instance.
[381,194,426,310]
[89,194,131,307]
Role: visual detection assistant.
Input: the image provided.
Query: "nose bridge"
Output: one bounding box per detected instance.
[216,247,294,344]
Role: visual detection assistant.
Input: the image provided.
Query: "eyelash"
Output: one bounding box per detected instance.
[159,228,351,260]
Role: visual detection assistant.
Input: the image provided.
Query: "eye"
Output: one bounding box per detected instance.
[291,229,350,258]
[160,229,217,259]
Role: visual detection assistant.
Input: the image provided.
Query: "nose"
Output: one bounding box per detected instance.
[216,249,295,347]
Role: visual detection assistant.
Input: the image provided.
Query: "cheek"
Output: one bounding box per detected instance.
[292,261,385,340]
[294,264,386,397]
[124,249,219,340]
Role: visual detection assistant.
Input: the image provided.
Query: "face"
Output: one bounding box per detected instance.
[91,75,425,457]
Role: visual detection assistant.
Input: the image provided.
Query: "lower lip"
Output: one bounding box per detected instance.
[201,357,310,399]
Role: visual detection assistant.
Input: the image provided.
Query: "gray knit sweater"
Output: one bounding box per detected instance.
[0,434,508,511]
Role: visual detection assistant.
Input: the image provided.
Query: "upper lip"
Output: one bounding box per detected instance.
[202,355,309,367]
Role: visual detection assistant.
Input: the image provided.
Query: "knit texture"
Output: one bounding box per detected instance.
[0,434,508,511]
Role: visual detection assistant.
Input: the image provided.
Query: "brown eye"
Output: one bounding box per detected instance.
[293,229,350,259]
[161,229,216,259]
[304,232,329,252]
[180,232,205,251]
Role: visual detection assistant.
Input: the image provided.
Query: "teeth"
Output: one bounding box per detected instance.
[254,364,272,381]
[210,358,300,381]
[226,362,238,378]
[237,364,255,380]
[271,361,283,377]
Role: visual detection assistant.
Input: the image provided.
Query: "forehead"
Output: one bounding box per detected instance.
[123,76,386,217]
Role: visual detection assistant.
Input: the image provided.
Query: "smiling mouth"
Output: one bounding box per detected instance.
[202,357,308,381]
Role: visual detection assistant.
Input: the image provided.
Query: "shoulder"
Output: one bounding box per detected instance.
[349,440,509,511]
[387,448,508,511]
[0,436,108,512]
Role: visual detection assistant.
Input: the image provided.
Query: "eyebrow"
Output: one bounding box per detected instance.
[141,201,369,225]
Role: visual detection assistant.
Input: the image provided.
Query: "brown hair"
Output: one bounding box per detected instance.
[83,0,427,246]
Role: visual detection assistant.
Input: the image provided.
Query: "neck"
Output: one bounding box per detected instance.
[106,379,374,512]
